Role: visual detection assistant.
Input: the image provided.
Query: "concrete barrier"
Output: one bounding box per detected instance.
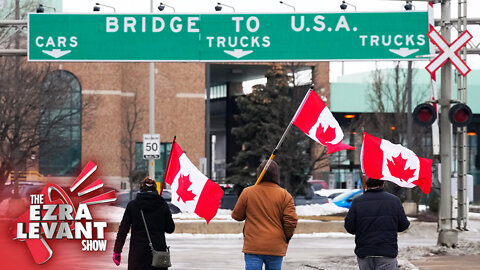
[107,219,347,234]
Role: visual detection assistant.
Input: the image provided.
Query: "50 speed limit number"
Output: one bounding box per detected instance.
[143,134,160,159]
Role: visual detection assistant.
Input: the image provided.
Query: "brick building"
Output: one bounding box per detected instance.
[40,62,330,189]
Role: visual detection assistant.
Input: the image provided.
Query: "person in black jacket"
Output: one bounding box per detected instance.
[344,178,410,270]
[113,177,175,270]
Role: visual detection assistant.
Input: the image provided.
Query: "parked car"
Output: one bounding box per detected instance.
[0,182,44,203]
[327,192,344,201]
[219,184,238,210]
[332,189,363,209]
[294,186,328,206]
[315,188,350,200]
[308,180,328,191]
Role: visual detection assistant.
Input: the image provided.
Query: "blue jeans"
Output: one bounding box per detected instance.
[244,253,283,270]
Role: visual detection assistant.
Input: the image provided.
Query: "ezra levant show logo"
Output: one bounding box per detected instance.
[11,161,117,264]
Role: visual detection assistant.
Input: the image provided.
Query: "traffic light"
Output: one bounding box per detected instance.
[449,103,472,127]
[413,103,437,127]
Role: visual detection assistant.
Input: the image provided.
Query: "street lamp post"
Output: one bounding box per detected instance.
[279,1,296,12]
[215,2,235,12]
[36,4,56,13]
[158,2,176,12]
[340,1,357,11]
[93,3,116,12]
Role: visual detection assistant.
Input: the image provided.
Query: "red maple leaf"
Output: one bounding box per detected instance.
[316,124,337,145]
[387,154,416,182]
[176,174,196,203]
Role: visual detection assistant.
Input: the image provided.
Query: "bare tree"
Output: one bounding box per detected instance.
[120,94,143,200]
[0,57,94,195]
[0,0,38,49]
[357,63,429,154]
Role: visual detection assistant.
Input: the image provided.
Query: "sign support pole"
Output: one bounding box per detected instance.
[438,0,457,247]
[148,1,156,180]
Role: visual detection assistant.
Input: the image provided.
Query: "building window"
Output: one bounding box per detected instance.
[135,142,172,180]
[39,70,82,176]
[210,84,227,99]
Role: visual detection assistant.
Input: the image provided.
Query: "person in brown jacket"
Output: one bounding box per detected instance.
[232,160,298,270]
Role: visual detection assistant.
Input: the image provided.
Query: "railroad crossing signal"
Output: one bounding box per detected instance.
[413,103,437,127]
[425,28,473,76]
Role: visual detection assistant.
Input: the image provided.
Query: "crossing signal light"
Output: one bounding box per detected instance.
[413,103,437,127]
[449,103,472,127]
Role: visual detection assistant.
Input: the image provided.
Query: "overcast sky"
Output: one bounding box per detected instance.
[62,0,480,82]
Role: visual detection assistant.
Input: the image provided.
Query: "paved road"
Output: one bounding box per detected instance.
[2,219,478,269]
[97,231,444,270]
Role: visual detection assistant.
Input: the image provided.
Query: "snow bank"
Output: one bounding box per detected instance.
[315,189,349,197]
[92,205,126,222]
[296,203,348,216]
[84,202,480,224]
[469,212,480,220]
[95,203,349,222]
[0,198,10,217]
[0,197,29,217]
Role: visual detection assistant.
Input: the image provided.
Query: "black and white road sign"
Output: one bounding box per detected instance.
[143,134,160,159]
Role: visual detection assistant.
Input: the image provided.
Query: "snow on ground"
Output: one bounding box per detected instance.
[92,203,349,222]
[0,197,29,217]
[315,189,350,197]
[0,198,10,217]
[401,240,480,261]
[2,198,479,224]
[91,205,126,222]
[296,203,348,216]
[469,212,480,220]
[107,232,353,241]
[164,232,355,240]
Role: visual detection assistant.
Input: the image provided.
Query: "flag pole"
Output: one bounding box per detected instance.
[255,87,313,185]
[361,130,366,193]
[160,136,176,196]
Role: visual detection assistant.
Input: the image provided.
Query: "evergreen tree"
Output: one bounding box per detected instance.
[228,64,311,196]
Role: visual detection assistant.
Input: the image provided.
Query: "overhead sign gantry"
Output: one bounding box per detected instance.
[28,12,429,61]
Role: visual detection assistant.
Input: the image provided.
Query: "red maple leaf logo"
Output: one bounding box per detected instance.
[316,123,337,145]
[387,154,416,182]
[177,174,196,203]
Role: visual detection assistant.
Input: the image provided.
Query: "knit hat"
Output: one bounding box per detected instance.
[256,160,280,184]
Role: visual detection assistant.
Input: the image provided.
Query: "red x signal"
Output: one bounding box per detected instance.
[426,29,472,76]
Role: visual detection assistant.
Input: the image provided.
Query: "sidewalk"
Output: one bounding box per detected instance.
[410,255,480,270]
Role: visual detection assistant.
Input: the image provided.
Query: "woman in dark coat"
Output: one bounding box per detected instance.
[113,177,175,270]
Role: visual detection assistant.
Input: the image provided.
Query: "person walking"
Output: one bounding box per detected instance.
[113,177,175,270]
[344,178,410,270]
[232,160,298,270]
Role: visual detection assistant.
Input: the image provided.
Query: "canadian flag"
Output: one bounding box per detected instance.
[361,132,432,194]
[164,141,224,223]
[292,89,354,154]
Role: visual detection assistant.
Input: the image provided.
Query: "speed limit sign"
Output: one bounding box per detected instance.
[143,134,160,159]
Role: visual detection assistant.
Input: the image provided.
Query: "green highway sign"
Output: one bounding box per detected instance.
[28,12,429,62]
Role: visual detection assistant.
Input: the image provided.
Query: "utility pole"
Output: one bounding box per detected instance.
[438,0,457,247]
